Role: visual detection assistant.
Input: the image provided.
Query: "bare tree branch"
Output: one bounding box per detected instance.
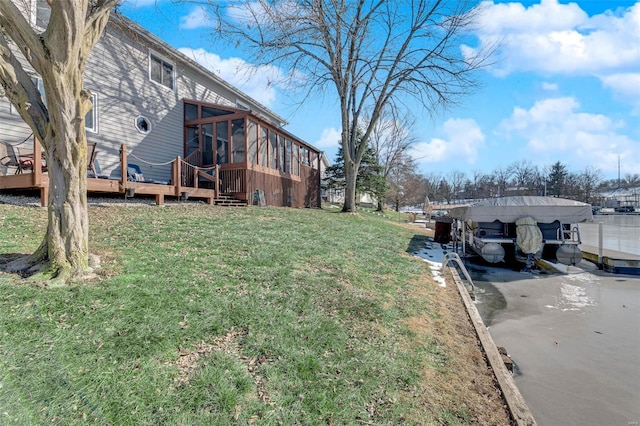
[0,0,46,70]
[209,0,492,211]
[0,32,48,143]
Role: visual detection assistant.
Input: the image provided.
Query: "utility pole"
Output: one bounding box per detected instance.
[618,155,621,189]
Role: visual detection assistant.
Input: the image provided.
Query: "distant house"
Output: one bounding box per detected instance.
[595,187,640,212]
[0,1,321,207]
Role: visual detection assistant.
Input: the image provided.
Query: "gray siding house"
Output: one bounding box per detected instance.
[0,1,322,207]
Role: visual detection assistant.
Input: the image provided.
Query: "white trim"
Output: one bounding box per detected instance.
[148,49,175,91]
[29,0,37,26]
[236,100,250,111]
[135,115,151,134]
[85,92,99,134]
[32,0,50,30]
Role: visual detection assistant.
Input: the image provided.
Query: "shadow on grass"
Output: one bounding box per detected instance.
[406,234,430,255]
[0,253,36,278]
[0,253,29,266]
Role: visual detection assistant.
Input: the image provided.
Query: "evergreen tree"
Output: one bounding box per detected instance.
[325,146,386,206]
[548,161,568,197]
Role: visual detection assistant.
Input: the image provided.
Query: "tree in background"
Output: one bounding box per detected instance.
[0,0,118,281]
[423,172,445,202]
[369,108,417,211]
[492,166,512,198]
[325,146,385,207]
[509,160,537,195]
[386,155,425,211]
[211,0,491,212]
[623,173,640,188]
[446,170,467,202]
[547,161,568,197]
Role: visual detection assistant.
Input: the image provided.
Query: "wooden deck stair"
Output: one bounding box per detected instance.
[214,193,247,207]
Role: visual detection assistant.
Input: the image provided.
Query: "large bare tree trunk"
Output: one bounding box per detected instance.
[342,159,358,212]
[33,83,92,278]
[0,1,118,281]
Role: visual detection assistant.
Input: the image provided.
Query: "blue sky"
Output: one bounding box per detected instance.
[120,0,640,181]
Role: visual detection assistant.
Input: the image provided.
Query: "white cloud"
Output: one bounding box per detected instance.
[122,0,163,8]
[410,118,485,165]
[541,82,558,91]
[466,0,640,104]
[178,47,286,107]
[600,73,640,113]
[180,7,214,30]
[499,97,640,175]
[314,127,342,149]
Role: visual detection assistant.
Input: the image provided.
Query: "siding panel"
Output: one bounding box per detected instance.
[1,10,320,204]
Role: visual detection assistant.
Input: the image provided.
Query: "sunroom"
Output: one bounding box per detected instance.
[182,100,322,208]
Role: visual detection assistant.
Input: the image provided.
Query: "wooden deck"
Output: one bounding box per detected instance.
[0,142,246,207]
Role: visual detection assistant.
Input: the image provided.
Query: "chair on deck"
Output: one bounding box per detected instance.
[127,163,157,184]
[0,142,24,175]
[87,142,98,177]
[0,142,45,174]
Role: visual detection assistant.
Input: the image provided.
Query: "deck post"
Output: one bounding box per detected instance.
[119,144,127,193]
[598,221,604,269]
[33,135,42,187]
[175,156,182,196]
[40,186,48,207]
[155,194,164,205]
[214,165,219,199]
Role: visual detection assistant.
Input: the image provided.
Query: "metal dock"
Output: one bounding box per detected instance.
[580,244,640,275]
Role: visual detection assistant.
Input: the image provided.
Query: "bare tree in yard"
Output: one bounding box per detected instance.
[0,0,119,281]
[492,166,511,198]
[423,171,445,202]
[508,160,536,195]
[386,154,422,211]
[623,173,640,188]
[446,170,466,202]
[210,0,491,212]
[576,166,602,204]
[369,108,417,211]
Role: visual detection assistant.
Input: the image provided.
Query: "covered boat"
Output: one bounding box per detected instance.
[448,196,593,265]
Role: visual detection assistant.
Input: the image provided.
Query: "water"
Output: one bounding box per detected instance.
[579,215,640,255]
[466,216,640,425]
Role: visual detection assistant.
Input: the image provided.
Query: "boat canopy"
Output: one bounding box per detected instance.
[448,196,593,223]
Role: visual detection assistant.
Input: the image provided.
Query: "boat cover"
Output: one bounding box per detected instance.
[448,196,593,223]
[516,216,543,254]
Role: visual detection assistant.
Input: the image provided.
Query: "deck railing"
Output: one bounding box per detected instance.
[182,149,201,187]
[1,142,250,206]
[219,168,246,194]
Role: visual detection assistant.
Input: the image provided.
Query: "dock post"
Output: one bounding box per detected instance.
[598,221,604,269]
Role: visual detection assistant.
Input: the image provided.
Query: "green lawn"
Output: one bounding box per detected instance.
[0,202,509,425]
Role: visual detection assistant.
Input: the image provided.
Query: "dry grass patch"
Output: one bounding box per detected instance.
[168,328,272,404]
[403,268,512,425]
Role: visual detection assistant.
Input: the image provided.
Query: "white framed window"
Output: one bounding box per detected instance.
[26,0,50,28]
[149,51,174,90]
[35,0,50,28]
[31,76,46,105]
[27,76,98,132]
[135,116,151,134]
[85,92,99,133]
